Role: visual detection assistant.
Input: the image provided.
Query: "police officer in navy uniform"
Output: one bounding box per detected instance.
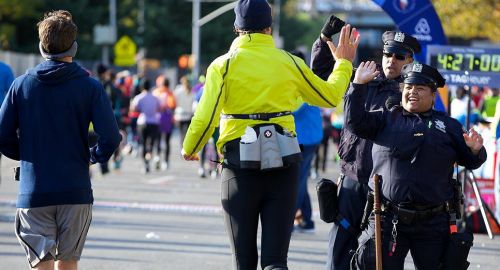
[326,31,421,270]
[344,61,486,269]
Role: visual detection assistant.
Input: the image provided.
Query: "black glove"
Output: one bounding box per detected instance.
[321,14,346,38]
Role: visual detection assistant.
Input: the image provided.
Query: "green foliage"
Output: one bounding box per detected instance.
[1,0,326,66]
[0,0,107,58]
[432,0,500,43]
[42,0,108,59]
[0,0,42,50]
[281,12,324,52]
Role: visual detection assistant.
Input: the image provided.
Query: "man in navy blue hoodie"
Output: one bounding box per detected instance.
[0,10,121,270]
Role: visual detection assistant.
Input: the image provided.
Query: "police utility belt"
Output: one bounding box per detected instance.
[221,111,302,171]
[382,199,452,225]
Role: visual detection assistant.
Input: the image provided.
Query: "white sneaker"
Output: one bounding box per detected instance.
[161,162,169,171]
[153,156,161,170]
[198,168,206,178]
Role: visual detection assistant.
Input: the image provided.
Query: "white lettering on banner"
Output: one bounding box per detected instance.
[413,18,432,42]
[451,74,468,84]
[470,76,491,85]
[446,74,492,85]
[413,34,432,41]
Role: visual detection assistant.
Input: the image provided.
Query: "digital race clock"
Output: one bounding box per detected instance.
[427,45,500,87]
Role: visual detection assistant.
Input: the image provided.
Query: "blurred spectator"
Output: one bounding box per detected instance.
[290,49,323,233]
[450,86,472,119]
[192,74,206,96]
[313,108,333,178]
[471,85,484,109]
[491,99,500,222]
[481,87,499,119]
[153,75,176,170]
[193,83,220,178]
[174,75,194,145]
[94,64,124,173]
[0,61,14,103]
[293,101,322,233]
[125,74,144,157]
[0,60,14,185]
[473,117,495,179]
[131,79,162,173]
[451,86,481,127]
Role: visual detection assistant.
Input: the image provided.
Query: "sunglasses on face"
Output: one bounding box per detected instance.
[383,51,407,61]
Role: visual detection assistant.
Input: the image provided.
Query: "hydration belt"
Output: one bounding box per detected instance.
[221,111,292,121]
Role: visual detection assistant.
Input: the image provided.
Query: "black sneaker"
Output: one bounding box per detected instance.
[142,161,150,174]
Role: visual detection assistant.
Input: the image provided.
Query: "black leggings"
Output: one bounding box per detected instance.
[140,124,159,163]
[178,120,191,146]
[221,163,299,270]
[156,131,172,163]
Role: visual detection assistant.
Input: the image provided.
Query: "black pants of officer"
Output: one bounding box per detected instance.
[327,176,368,270]
[221,163,299,270]
[355,211,450,270]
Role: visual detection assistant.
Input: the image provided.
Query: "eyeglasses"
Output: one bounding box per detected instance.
[383,51,407,61]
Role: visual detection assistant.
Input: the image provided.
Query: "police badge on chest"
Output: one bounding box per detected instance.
[434,120,446,133]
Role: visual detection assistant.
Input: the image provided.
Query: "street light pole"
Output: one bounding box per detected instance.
[102,0,117,65]
[273,0,281,42]
[192,0,201,81]
[191,0,236,82]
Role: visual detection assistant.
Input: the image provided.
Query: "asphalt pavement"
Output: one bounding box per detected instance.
[1,137,499,269]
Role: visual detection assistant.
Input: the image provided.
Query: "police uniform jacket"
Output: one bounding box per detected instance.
[338,72,402,184]
[310,38,402,184]
[183,33,353,155]
[344,84,487,205]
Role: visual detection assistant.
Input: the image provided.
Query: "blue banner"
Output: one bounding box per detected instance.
[373,0,448,110]
[372,0,448,63]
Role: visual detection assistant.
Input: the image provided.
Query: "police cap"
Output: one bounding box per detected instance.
[402,63,446,90]
[382,31,421,56]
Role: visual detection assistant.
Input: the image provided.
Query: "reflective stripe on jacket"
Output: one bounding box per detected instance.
[183,33,352,155]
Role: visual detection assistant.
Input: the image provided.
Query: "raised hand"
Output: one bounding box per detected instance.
[182,148,200,161]
[321,14,346,39]
[353,61,380,84]
[326,24,359,62]
[463,128,484,155]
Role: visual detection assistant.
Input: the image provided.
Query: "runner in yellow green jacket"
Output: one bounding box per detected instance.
[182,27,356,157]
[181,1,359,269]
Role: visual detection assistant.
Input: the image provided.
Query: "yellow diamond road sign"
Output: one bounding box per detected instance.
[114,35,137,67]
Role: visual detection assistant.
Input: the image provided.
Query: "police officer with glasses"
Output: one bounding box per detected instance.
[345,61,486,270]
[327,31,421,270]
